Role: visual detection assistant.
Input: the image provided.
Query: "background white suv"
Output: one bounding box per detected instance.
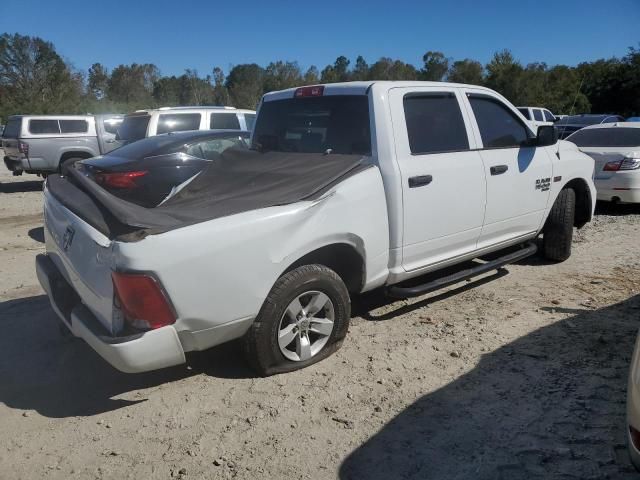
[116,106,255,145]
[518,106,557,131]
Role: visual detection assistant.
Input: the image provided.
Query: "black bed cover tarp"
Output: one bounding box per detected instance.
[48,148,369,240]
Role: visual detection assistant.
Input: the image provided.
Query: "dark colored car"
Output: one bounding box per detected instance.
[555,114,625,139]
[77,130,249,208]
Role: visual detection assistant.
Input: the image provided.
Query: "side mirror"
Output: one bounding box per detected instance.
[536,125,558,146]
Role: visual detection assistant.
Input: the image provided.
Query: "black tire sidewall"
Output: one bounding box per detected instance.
[247,265,350,376]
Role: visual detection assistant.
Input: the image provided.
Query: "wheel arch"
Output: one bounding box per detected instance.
[561,177,592,228]
[282,242,366,294]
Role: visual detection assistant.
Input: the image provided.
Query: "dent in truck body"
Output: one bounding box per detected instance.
[113,166,389,351]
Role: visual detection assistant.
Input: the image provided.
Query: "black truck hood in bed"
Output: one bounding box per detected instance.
[47,148,370,241]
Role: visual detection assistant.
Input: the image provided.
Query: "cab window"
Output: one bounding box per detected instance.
[469,95,529,148]
[403,93,470,154]
[533,109,544,121]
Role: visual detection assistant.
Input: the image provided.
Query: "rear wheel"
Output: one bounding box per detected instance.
[543,187,575,262]
[242,264,350,376]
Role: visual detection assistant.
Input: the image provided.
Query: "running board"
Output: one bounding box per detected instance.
[386,243,538,299]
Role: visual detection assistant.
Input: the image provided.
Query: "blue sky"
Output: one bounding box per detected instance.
[1,0,638,77]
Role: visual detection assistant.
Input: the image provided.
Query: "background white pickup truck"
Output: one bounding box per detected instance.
[36,81,596,376]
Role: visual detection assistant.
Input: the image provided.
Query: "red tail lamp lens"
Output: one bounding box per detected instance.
[112,272,175,330]
[603,161,622,172]
[95,171,147,189]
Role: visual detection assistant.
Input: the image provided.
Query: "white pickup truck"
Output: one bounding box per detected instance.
[36,81,596,376]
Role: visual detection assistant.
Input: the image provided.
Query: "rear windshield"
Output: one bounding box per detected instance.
[567,128,640,147]
[117,115,150,141]
[253,95,371,155]
[556,115,607,126]
[2,118,21,138]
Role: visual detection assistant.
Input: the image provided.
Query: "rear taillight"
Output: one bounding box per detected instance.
[603,161,621,171]
[18,141,29,156]
[294,85,324,97]
[94,170,147,189]
[112,272,176,330]
[621,157,640,170]
[603,158,640,171]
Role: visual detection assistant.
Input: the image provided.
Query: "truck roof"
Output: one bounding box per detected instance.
[262,81,499,102]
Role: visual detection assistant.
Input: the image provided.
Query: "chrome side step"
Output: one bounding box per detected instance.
[386,243,538,299]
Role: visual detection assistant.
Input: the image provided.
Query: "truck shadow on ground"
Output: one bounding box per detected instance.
[341,294,640,480]
[0,295,255,418]
[595,201,640,216]
[0,179,43,193]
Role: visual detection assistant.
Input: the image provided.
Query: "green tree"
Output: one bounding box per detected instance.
[352,55,369,81]
[0,33,84,120]
[485,49,525,104]
[88,63,109,99]
[421,51,449,81]
[226,63,265,109]
[447,59,484,84]
[368,57,419,80]
[212,67,230,105]
[263,61,303,92]
[107,63,159,107]
[303,66,319,84]
[321,56,351,83]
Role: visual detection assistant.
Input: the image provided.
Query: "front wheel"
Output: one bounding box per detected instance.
[543,187,576,262]
[242,264,350,376]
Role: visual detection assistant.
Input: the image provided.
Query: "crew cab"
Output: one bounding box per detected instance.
[36,81,596,376]
[517,106,557,131]
[2,114,123,176]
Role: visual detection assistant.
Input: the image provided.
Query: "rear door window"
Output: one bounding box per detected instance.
[543,110,555,122]
[59,119,89,133]
[210,113,241,130]
[186,136,248,160]
[403,93,470,155]
[2,118,22,138]
[469,95,530,148]
[157,113,201,134]
[29,119,60,134]
[533,109,544,121]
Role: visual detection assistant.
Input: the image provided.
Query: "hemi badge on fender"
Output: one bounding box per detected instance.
[553,176,562,182]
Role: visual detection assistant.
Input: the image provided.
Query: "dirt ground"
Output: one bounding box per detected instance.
[1,165,640,480]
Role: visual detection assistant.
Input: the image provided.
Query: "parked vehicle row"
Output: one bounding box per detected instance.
[35,80,596,379]
[1,106,256,176]
[555,114,625,139]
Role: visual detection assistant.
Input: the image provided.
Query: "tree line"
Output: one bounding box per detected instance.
[0,32,638,123]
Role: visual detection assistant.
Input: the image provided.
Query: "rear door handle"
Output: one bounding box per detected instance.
[408,175,433,188]
[490,165,508,175]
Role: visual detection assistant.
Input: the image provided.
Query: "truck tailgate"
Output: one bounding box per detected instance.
[43,185,117,333]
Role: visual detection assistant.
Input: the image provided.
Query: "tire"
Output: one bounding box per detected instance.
[242,264,351,376]
[543,187,575,262]
[59,157,84,175]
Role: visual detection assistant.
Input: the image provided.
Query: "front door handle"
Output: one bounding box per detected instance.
[408,175,433,188]
[490,165,508,175]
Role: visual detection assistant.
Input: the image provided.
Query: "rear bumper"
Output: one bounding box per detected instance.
[595,173,640,204]
[4,156,22,172]
[35,253,186,373]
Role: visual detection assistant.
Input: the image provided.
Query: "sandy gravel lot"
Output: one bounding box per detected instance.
[1,166,639,480]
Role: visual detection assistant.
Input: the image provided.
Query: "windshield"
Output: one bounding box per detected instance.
[116,115,150,142]
[2,118,22,138]
[252,95,371,155]
[567,128,640,147]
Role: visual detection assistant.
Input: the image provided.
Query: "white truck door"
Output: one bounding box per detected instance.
[462,91,553,248]
[389,87,487,272]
